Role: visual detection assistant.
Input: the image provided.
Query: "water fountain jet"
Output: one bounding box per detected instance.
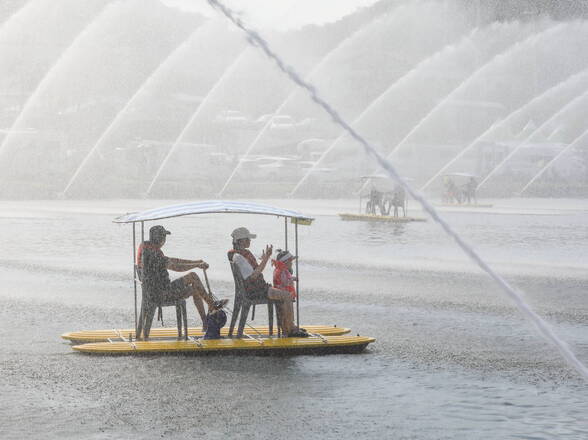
[354,22,567,196]
[421,68,588,192]
[477,87,588,191]
[0,0,108,163]
[225,0,473,197]
[519,127,588,194]
[289,25,497,196]
[216,8,401,196]
[294,21,559,196]
[0,2,118,162]
[0,0,33,36]
[61,21,220,196]
[146,48,251,196]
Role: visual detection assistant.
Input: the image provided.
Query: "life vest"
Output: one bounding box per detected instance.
[227,248,268,295]
[272,259,296,300]
[136,241,167,325]
[227,248,257,267]
[136,242,163,280]
[137,241,163,266]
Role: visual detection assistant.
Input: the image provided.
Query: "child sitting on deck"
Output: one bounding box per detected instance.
[272,250,297,300]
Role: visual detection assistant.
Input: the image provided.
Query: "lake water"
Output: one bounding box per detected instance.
[0,198,587,439]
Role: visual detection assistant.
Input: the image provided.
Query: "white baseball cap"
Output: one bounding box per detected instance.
[276,250,296,263]
[231,227,257,240]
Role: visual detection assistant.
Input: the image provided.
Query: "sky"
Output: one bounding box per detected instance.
[161,0,381,30]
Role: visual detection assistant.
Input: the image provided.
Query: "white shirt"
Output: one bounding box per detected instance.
[233,253,254,279]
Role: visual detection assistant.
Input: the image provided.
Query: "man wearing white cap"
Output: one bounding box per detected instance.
[228,227,307,337]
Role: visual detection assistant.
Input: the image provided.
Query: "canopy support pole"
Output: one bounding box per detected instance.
[295,221,299,328]
[284,217,288,251]
[132,223,138,333]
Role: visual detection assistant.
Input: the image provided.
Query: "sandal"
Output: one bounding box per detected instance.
[213,299,229,309]
[287,329,309,338]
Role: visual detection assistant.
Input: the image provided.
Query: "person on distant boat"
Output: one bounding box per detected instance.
[464,177,478,205]
[272,249,297,300]
[228,227,308,338]
[442,177,450,203]
[445,178,461,204]
[137,225,227,334]
[391,185,406,217]
[366,188,385,215]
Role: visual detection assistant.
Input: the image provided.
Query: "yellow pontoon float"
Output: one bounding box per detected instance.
[72,335,375,355]
[63,201,374,355]
[62,325,351,344]
[435,203,494,208]
[339,213,426,223]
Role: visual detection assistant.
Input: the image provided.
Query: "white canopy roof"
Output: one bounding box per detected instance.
[114,200,314,223]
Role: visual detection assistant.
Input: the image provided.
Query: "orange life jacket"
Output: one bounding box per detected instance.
[272,259,296,299]
[136,241,164,280]
[136,241,167,324]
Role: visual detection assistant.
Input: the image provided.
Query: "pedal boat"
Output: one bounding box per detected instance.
[65,201,375,356]
[340,176,426,223]
[436,173,491,207]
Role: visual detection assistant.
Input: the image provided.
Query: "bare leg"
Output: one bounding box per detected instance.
[192,295,207,330]
[267,287,295,334]
[178,272,215,328]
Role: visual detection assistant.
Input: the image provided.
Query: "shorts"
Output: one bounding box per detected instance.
[246,283,269,301]
[155,277,192,304]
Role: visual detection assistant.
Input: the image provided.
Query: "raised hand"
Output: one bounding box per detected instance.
[261,244,273,262]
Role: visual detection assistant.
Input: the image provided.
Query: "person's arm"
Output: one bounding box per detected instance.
[166,257,209,272]
[252,244,272,276]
